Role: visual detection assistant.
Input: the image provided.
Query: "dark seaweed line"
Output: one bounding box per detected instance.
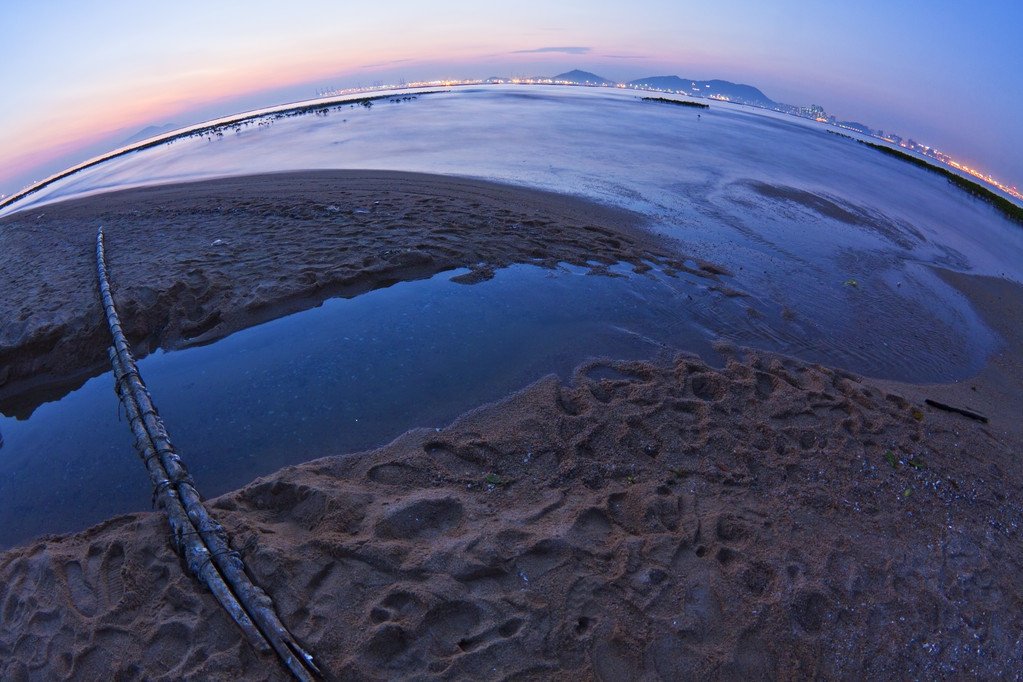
[642,96,710,109]
[860,140,1023,225]
[0,91,442,214]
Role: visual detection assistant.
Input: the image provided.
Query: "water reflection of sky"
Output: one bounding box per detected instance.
[0,263,719,548]
[2,85,1022,549]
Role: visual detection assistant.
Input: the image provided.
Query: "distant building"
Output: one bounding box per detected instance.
[798,104,827,120]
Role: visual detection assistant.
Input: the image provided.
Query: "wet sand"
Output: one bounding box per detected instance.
[1,171,1022,680]
[0,170,686,417]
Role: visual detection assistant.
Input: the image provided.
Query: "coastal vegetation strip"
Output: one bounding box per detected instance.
[860,140,1023,225]
[642,96,710,109]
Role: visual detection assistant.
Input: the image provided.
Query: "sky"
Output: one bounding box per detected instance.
[2,0,1021,198]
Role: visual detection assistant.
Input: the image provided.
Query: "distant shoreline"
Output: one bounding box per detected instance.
[4,83,1020,221]
[859,139,1023,224]
[0,91,441,215]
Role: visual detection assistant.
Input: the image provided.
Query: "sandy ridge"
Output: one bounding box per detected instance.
[0,170,707,417]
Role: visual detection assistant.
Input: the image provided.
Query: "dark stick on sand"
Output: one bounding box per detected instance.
[96,229,322,682]
[924,398,989,423]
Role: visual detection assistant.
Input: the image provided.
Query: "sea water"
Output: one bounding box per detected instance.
[1,85,1021,548]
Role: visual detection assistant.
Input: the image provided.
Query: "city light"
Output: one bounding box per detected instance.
[315,78,1021,202]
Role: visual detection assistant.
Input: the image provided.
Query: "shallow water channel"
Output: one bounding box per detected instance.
[0,255,1002,548]
[1,263,715,548]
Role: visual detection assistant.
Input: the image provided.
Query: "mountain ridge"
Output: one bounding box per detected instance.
[627,75,775,108]
[552,70,616,86]
[120,123,180,147]
[550,70,779,108]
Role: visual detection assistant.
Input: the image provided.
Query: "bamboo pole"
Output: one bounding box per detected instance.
[109,350,270,654]
[97,228,321,682]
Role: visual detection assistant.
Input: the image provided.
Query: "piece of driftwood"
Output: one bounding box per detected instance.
[924,398,989,423]
[97,229,321,682]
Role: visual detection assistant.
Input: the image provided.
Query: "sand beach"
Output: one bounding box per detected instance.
[2,170,1022,680]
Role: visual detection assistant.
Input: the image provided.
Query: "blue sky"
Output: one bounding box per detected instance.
[1,0,1020,196]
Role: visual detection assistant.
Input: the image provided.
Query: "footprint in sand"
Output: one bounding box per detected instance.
[2,540,128,678]
[374,497,464,540]
[61,542,126,618]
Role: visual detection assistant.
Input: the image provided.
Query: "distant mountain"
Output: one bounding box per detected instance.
[553,70,616,86]
[120,123,179,147]
[545,69,780,108]
[628,76,776,107]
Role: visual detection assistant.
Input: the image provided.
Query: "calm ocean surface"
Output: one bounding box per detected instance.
[1,85,1021,548]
